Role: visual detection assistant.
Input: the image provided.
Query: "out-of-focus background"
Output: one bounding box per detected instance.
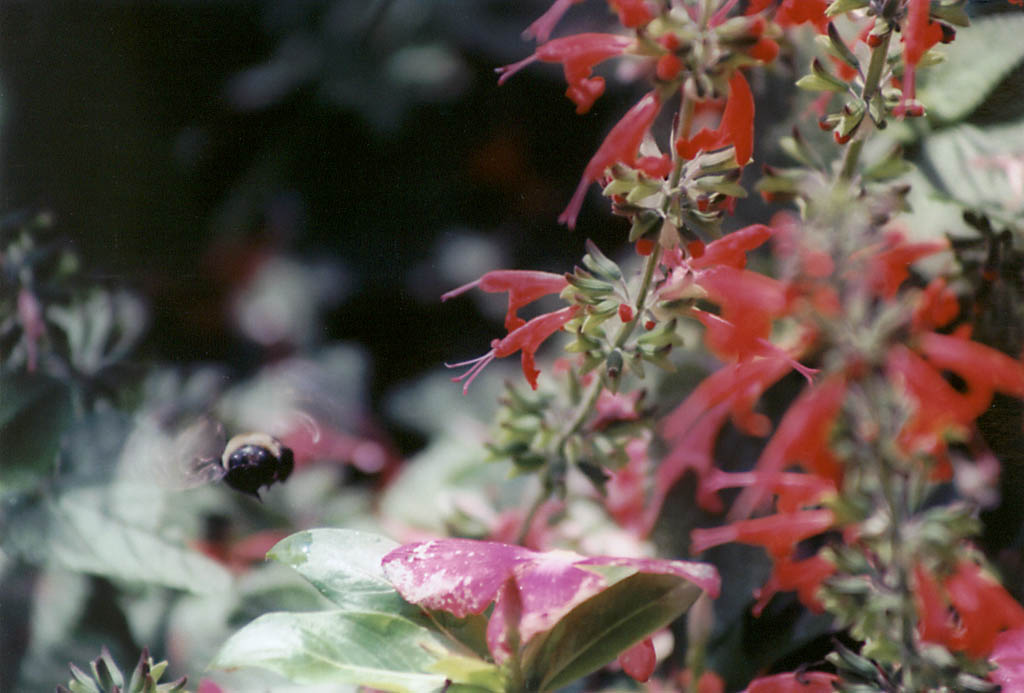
[0,0,644,425]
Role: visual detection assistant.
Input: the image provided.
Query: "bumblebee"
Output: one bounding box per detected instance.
[119,416,294,499]
[220,432,294,498]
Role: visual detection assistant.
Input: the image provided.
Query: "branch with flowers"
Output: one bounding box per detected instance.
[211,0,1024,691]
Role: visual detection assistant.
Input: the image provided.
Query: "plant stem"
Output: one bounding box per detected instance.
[517,78,693,545]
[838,31,892,181]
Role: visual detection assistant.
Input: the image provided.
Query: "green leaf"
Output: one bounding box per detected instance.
[4,489,232,593]
[520,573,703,691]
[429,653,504,692]
[211,609,451,693]
[268,529,411,612]
[0,374,71,494]
[0,372,61,427]
[918,14,1024,123]
[919,119,1024,221]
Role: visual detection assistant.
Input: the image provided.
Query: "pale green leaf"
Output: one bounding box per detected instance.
[269,528,410,612]
[5,490,232,594]
[211,610,451,693]
[919,14,1024,123]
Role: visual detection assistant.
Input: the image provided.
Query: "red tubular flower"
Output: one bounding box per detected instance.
[689,309,818,384]
[657,401,733,520]
[618,637,656,682]
[442,269,568,331]
[608,0,654,28]
[701,469,836,514]
[749,37,780,63]
[606,435,652,534]
[662,356,791,443]
[914,560,1024,658]
[914,562,957,646]
[523,0,585,43]
[887,344,982,471]
[675,71,755,167]
[497,33,634,115]
[560,91,663,229]
[448,305,580,393]
[691,267,792,379]
[690,508,835,557]
[743,671,839,693]
[731,376,846,519]
[946,560,1024,657]
[774,0,830,32]
[911,277,959,332]
[689,223,773,270]
[860,231,948,298]
[918,331,1024,401]
[753,554,836,615]
[897,0,945,115]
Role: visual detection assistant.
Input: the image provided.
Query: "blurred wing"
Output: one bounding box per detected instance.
[119,414,227,490]
[219,346,364,444]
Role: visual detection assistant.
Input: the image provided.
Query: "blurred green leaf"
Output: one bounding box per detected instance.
[0,372,59,427]
[919,14,1024,123]
[520,572,703,692]
[4,488,232,594]
[0,374,71,493]
[919,119,1024,223]
[210,609,451,692]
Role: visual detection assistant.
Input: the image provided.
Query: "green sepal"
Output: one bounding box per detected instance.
[639,347,677,372]
[954,673,1001,692]
[779,127,823,169]
[755,173,800,195]
[605,348,624,382]
[826,640,882,683]
[822,22,860,71]
[565,331,604,353]
[825,0,868,16]
[580,312,612,338]
[628,351,645,378]
[867,92,887,127]
[583,239,623,281]
[626,180,663,204]
[603,178,636,196]
[636,318,680,347]
[629,211,662,242]
[565,271,615,295]
[836,100,866,139]
[797,59,849,92]
[581,352,605,375]
[696,147,741,174]
[694,177,747,198]
[930,1,969,28]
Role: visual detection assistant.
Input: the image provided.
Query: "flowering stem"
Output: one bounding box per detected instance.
[838,32,892,182]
